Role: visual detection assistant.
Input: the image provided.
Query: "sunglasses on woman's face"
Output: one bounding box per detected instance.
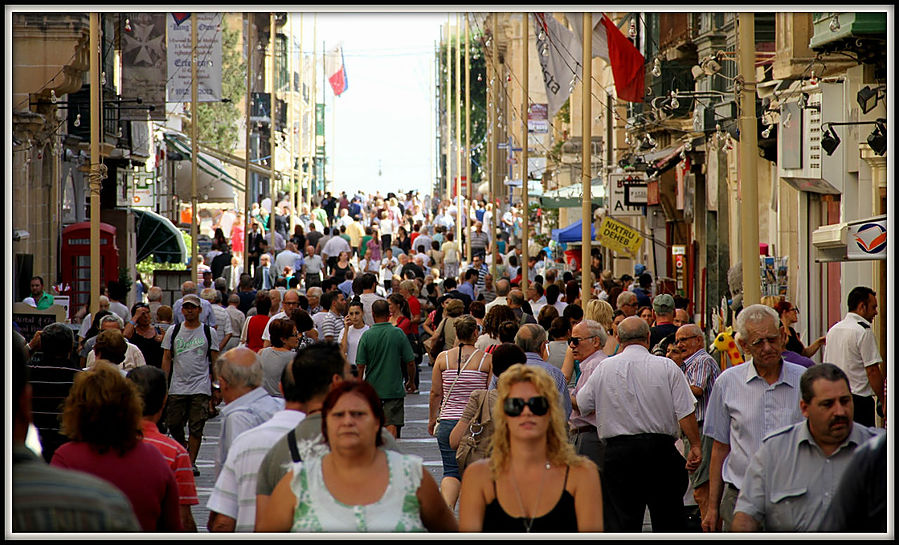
[503,396,550,417]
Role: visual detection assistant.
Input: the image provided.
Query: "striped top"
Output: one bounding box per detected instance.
[683,348,721,423]
[439,348,490,420]
[207,410,306,532]
[140,420,198,505]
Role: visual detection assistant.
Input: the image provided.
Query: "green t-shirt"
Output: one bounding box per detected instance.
[360,235,372,256]
[355,322,414,400]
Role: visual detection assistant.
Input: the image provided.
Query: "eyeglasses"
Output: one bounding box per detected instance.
[282,300,299,306]
[503,396,550,417]
[568,335,597,347]
[675,335,700,344]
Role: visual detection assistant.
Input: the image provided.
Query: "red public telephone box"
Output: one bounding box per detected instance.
[61,222,119,320]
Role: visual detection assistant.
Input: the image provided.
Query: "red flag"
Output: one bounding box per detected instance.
[326,44,348,97]
[598,15,645,103]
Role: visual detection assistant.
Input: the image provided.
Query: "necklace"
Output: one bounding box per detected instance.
[511,461,551,533]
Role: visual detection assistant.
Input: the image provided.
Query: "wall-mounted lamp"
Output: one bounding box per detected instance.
[867,120,886,155]
[856,85,885,114]
[820,125,841,155]
[820,119,886,156]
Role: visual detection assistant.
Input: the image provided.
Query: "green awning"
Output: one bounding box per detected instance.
[540,178,606,209]
[132,208,188,263]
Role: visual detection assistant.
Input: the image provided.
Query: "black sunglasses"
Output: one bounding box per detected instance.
[503,396,550,417]
[568,335,597,347]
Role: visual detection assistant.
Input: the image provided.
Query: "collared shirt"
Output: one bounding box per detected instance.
[260,311,288,342]
[217,387,284,478]
[683,348,721,423]
[568,348,607,430]
[823,312,882,397]
[702,359,806,490]
[576,344,696,440]
[458,281,476,301]
[484,296,508,311]
[24,291,55,310]
[735,421,883,531]
[207,410,305,532]
[141,420,199,506]
[525,352,572,421]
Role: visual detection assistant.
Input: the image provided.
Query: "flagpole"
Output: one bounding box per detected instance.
[244,13,254,274]
[298,13,305,218]
[489,13,499,282]
[520,12,529,294]
[288,14,295,233]
[89,12,101,314]
[269,13,277,251]
[191,13,199,282]
[580,12,592,303]
[738,13,761,307]
[445,15,452,203]
[322,39,327,196]
[464,14,472,266]
[455,13,462,258]
[311,15,317,202]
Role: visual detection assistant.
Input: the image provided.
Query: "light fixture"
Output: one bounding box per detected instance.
[829,14,840,32]
[820,125,841,156]
[538,28,546,41]
[798,92,808,109]
[124,17,132,32]
[867,121,886,155]
[857,85,884,114]
[808,70,818,86]
[651,58,662,77]
[74,113,81,127]
[703,58,722,76]
[50,89,57,103]
[628,21,637,38]
[761,125,772,139]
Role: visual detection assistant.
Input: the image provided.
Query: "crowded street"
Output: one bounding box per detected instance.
[10,7,890,537]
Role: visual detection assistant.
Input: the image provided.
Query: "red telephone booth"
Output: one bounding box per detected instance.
[61,222,119,320]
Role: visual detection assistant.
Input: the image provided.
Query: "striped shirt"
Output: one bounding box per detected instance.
[439,350,491,420]
[702,359,805,490]
[683,348,720,423]
[319,312,345,341]
[207,410,306,532]
[140,420,198,505]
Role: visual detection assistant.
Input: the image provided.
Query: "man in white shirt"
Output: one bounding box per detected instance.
[823,286,884,427]
[576,316,701,532]
[261,289,301,348]
[273,242,303,281]
[201,288,233,351]
[358,273,386,326]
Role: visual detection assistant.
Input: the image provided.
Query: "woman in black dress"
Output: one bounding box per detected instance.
[458,364,602,532]
[774,301,825,357]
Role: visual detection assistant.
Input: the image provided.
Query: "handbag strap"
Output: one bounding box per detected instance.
[438,348,477,419]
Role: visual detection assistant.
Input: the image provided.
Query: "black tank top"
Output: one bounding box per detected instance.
[129,326,164,368]
[482,465,577,533]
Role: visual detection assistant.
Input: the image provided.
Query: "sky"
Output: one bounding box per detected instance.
[307,12,450,198]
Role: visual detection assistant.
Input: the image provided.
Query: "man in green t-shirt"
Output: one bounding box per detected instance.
[355,300,415,438]
[24,276,55,310]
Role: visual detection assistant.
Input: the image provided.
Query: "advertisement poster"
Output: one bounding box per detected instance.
[167,13,223,103]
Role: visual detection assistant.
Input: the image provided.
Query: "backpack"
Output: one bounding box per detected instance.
[171,322,213,363]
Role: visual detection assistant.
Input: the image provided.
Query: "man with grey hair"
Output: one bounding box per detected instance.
[701,304,805,532]
[214,347,283,480]
[616,290,639,317]
[568,319,609,467]
[202,288,233,351]
[173,281,217,327]
[576,316,702,532]
[513,323,572,420]
[732,364,882,532]
[484,277,511,311]
[84,314,147,371]
[675,323,720,521]
[508,289,537,325]
[147,286,164,322]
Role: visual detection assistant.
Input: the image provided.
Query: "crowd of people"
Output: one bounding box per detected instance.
[12,189,887,534]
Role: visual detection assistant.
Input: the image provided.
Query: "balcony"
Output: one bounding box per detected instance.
[809,12,887,68]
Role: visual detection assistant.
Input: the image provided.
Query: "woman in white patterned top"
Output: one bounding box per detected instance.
[256,380,457,533]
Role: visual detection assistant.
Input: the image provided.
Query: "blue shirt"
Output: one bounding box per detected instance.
[525,352,572,421]
[457,281,476,301]
[702,359,806,490]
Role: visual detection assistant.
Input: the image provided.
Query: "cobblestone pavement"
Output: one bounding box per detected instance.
[189,360,677,531]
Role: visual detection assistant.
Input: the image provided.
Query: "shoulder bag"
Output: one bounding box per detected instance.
[455,389,494,473]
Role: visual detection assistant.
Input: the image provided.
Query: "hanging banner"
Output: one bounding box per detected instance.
[166,12,223,103]
[528,103,549,133]
[121,13,167,120]
[598,216,643,257]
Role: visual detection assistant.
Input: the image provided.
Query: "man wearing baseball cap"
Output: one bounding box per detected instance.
[650,294,679,353]
[161,293,221,475]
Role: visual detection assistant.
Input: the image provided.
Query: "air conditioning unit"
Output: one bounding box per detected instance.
[811,223,848,249]
[778,82,844,194]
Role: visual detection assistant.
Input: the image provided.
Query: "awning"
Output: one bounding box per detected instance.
[551,219,595,243]
[540,178,605,209]
[132,208,188,263]
[165,134,243,203]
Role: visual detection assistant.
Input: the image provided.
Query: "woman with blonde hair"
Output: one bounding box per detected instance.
[458,364,602,532]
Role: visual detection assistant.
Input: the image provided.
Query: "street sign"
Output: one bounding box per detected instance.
[598,216,643,257]
[672,244,686,294]
[608,172,647,217]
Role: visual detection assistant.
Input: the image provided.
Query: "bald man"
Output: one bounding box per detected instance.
[213,348,283,480]
[576,316,701,532]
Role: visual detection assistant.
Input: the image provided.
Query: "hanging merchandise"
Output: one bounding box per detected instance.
[760,255,788,297]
